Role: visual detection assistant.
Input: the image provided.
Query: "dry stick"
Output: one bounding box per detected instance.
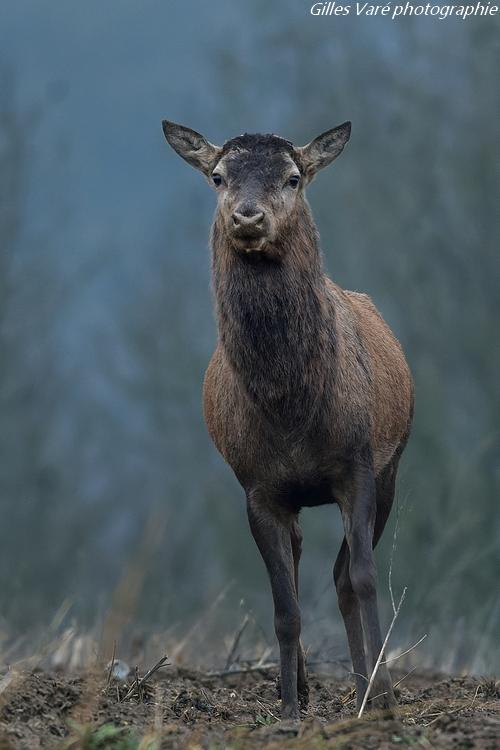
[381,633,428,665]
[357,492,426,716]
[134,665,140,700]
[357,586,407,718]
[99,512,167,667]
[392,665,417,689]
[170,583,233,663]
[255,646,273,667]
[388,499,402,616]
[423,684,481,727]
[225,614,250,671]
[0,600,73,707]
[121,655,169,702]
[207,640,274,678]
[343,666,406,708]
[105,640,117,692]
[357,502,405,718]
[208,662,278,678]
[242,688,277,706]
[256,699,279,722]
[306,659,366,678]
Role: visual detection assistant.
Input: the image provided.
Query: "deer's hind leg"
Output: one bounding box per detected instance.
[373,455,399,549]
[334,538,368,710]
[341,453,396,712]
[334,453,400,711]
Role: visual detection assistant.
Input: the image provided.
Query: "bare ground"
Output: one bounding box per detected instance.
[0,666,498,749]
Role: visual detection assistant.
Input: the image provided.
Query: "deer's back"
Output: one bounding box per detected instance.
[329,280,414,474]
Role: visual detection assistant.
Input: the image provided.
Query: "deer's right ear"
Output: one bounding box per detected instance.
[162,120,222,176]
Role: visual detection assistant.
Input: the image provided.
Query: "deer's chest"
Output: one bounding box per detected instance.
[206,375,354,500]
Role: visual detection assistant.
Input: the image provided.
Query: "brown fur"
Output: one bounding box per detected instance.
[162,120,414,720]
[203,213,413,500]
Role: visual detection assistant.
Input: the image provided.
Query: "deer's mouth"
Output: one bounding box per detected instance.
[237,239,266,252]
[232,232,268,253]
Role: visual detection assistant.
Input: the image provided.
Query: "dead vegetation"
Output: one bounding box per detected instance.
[0,519,495,748]
[0,664,498,749]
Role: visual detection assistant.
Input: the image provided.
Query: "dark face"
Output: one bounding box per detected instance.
[162,121,351,254]
[210,135,303,253]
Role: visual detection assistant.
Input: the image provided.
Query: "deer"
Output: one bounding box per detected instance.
[162,119,414,721]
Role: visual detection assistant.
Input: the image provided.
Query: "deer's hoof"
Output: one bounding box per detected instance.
[276,676,309,709]
[281,706,301,725]
[366,688,397,718]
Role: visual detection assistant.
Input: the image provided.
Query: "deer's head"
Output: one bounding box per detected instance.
[162,120,351,257]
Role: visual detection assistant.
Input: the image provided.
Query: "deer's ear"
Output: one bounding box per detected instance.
[296,122,351,181]
[162,120,222,176]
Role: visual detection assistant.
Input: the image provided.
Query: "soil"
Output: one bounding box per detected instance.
[0,666,498,749]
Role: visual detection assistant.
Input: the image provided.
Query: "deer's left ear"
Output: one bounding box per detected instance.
[162,120,222,176]
[296,121,351,181]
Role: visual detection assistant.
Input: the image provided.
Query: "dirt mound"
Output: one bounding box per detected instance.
[0,667,498,748]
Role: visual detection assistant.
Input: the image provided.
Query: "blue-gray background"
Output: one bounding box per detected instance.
[1,1,498,671]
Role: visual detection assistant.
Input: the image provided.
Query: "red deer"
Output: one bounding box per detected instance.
[162,120,414,720]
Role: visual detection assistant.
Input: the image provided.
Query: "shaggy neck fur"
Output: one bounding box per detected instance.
[211,201,335,429]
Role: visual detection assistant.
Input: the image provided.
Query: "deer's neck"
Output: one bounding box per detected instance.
[211,212,334,425]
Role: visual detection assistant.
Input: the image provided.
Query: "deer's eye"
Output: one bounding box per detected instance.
[212,173,223,187]
[288,175,300,189]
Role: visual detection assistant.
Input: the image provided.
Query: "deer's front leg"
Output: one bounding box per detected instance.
[247,494,301,721]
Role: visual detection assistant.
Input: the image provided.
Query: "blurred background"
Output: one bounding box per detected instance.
[0,1,498,674]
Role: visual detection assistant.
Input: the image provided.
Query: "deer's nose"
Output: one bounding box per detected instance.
[232,210,265,228]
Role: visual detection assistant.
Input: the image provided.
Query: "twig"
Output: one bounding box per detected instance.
[105,640,117,692]
[341,687,356,706]
[170,583,232,662]
[347,670,369,683]
[357,586,407,718]
[137,654,169,685]
[364,665,419,703]
[392,665,417,689]
[367,689,389,703]
[305,658,353,669]
[225,614,250,671]
[423,684,481,727]
[255,646,273,667]
[256,699,279,722]
[207,662,278,678]
[134,665,140,701]
[242,688,276,706]
[121,654,169,702]
[357,491,425,716]
[381,634,428,664]
[388,500,402,615]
